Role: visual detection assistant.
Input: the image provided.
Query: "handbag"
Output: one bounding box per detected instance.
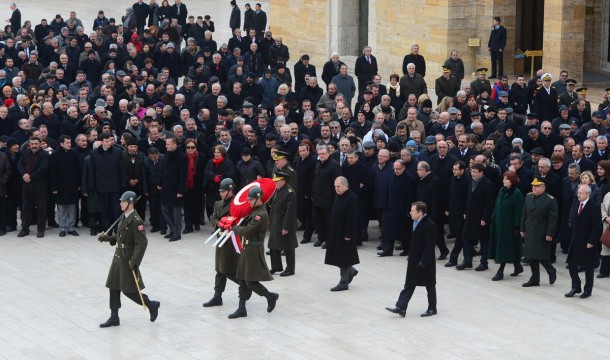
[601,226,610,248]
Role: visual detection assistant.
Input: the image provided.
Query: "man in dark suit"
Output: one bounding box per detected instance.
[7,3,21,36]
[457,162,495,271]
[17,137,49,238]
[171,0,188,27]
[229,1,241,32]
[565,184,602,298]
[385,201,438,318]
[252,3,267,36]
[416,161,448,258]
[445,161,469,267]
[571,144,595,174]
[354,46,378,93]
[487,16,506,78]
[520,178,559,287]
[449,134,477,162]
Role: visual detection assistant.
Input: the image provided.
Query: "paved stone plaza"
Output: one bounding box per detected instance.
[1,1,610,359]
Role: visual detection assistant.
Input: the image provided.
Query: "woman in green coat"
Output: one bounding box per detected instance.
[489,171,524,281]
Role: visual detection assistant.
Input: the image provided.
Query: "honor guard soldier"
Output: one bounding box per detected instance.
[470,68,492,97]
[98,191,160,328]
[224,186,279,319]
[203,178,241,307]
[268,171,298,276]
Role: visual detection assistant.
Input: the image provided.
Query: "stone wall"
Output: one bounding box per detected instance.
[584,0,606,72]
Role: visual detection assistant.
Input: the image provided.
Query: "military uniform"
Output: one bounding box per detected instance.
[470,79,492,97]
[209,197,240,293]
[533,85,559,121]
[268,183,298,274]
[434,73,459,104]
[100,208,160,327]
[520,187,558,286]
[558,90,578,109]
[272,164,297,190]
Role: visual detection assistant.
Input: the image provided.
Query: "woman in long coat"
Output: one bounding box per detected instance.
[182,139,206,234]
[203,145,235,221]
[489,171,524,281]
[599,192,610,278]
[325,177,359,291]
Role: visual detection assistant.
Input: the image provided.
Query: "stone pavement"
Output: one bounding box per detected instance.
[2,2,610,359]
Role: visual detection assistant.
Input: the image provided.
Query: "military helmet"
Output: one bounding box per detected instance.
[248,186,263,199]
[219,178,235,192]
[120,191,137,203]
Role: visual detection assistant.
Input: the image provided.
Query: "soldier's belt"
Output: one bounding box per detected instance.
[119,244,133,249]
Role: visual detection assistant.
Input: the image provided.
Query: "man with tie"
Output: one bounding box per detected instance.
[386,201,438,318]
[520,178,558,287]
[487,16,506,78]
[565,184,602,298]
[354,46,378,93]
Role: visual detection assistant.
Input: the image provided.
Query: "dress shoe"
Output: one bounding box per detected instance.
[169,235,181,242]
[149,301,160,322]
[68,231,79,236]
[395,245,403,251]
[376,244,383,250]
[160,229,167,235]
[549,268,557,285]
[300,238,311,244]
[456,262,473,270]
[511,264,524,276]
[564,289,581,297]
[437,252,449,260]
[313,240,324,247]
[322,244,327,249]
[228,308,247,319]
[99,310,120,328]
[17,230,29,237]
[266,292,279,312]
[348,268,358,284]
[420,309,437,317]
[399,251,409,256]
[280,270,294,277]
[59,231,66,237]
[37,232,44,238]
[444,260,457,267]
[270,268,283,275]
[48,221,59,228]
[385,307,406,318]
[182,228,193,234]
[492,273,504,281]
[377,251,392,257]
[150,228,160,233]
[597,273,609,278]
[163,232,173,239]
[194,225,200,231]
[475,264,488,272]
[330,283,348,291]
[579,292,591,299]
[522,281,540,287]
[203,295,223,307]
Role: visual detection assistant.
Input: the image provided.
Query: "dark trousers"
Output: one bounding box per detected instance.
[396,284,437,311]
[148,191,166,231]
[270,249,295,272]
[339,266,356,284]
[529,259,555,283]
[7,193,19,229]
[109,289,151,310]
[135,195,147,221]
[47,192,56,224]
[312,206,332,243]
[600,256,610,276]
[21,185,47,232]
[76,194,89,227]
[237,280,269,300]
[0,195,7,229]
[435,217,449,254]
[183,201,202,229]
[449,233,464,262]
[463,236,488,264]
[490,49,504,77]
[162,205,182,235]
[569,264,594,293]
[297,197,314,240]
[98,192,121,231]
[213,272,239,293]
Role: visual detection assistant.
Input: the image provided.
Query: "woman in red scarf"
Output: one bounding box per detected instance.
[183,139,207,234]
[203,145,235,221]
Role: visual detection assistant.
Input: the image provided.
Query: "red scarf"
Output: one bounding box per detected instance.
[212,156,224,167]
[186,150,198,189]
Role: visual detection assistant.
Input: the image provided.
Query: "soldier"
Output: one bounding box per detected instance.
[97,191,160,328]
[268,171,298,276]
[533,73,558,121]
[470,68,492,98]
[520,178,558,287]
[225,186,279,319]
[271,149,297,190]
[202,178,241,307]
[558,79,578,109]
[434,66,459,105]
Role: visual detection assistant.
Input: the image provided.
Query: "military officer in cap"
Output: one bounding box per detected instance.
[98,191,160,328]
[470,68,492,97]
[271,148,297,190]
[533,73,558,121]
[520,178,558,287]
[203,178,241,307]
[558,79,578,109]
[435,66,460,105]
[599,88,610,116]
[574,87,592,118]
[268,171,298,276]
[225,186,279,319]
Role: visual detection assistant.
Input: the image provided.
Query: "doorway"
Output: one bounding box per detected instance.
[516,0,544,74]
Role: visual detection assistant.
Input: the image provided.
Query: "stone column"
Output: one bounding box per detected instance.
[543,0,586,82]
[329,0,360,56]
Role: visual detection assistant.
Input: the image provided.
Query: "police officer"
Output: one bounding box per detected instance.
[224,186,279,319]
[268,171,298,276]
[203,179,241,307]
[98,191,160,328]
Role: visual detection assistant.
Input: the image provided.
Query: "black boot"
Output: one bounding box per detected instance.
[265,292,279,313]
[149,301,160,322]
[228,299,247,319]
[203,292,223,307]
[99,309,120,328]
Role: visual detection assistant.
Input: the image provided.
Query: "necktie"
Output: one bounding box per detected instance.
[177,6,180,15]
[341,154,346,165]
[578,202,584,215]
[367,57,370,64]
[461,150,466,157]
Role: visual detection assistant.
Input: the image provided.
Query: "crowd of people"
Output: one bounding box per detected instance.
[3,1,610,300]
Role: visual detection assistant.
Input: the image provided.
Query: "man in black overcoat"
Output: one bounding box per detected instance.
[386,201,438,318]
[311,144,341,248]
[160,137,187,242]
[445,161,469,267]
[415,161,448,258]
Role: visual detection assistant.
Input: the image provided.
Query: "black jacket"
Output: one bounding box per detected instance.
[311,158,342,208]
[160,149,188,207]
[17,148,49,193]
[89,145,124,193]
[49,148,81,204]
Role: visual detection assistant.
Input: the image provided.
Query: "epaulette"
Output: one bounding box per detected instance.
[547,194,554,199]
[288,188,293,193]
[527,192,534,195]
[536,86,542,90]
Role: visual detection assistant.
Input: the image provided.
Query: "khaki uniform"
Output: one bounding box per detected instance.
[209,197,241,293]
[268,184,298,273]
